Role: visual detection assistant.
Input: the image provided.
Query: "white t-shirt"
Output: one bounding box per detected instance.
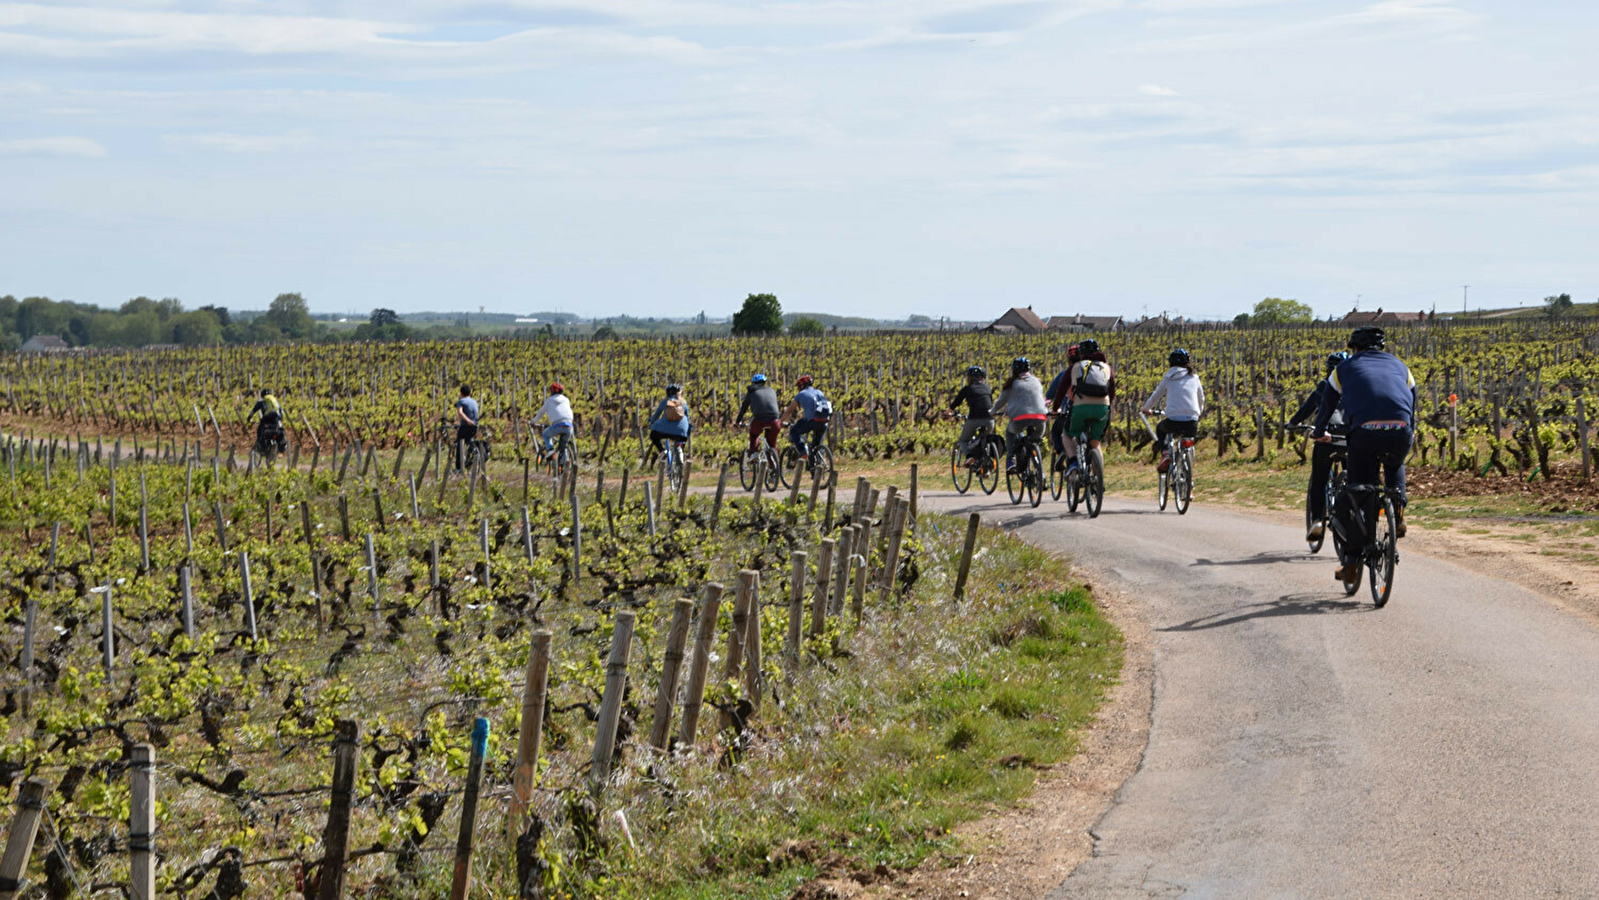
[540,394,573,425]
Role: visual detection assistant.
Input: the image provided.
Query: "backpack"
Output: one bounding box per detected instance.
[812,396,832,419]
[1076,361,1111,398]
[663,398,685,422]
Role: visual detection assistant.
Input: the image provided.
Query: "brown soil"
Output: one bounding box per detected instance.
[1408,464,1599,513]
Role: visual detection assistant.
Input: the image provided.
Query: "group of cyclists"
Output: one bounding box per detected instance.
[947,325,1416,586]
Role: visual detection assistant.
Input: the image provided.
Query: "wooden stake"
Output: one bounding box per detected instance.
[785,551,808,665]
[448,717,490,900]
[239,551,258,640]
[954,512,980,601]
[317,720,360,900]
[649,599,695,751]
[0,778,49,900]
[711,462,728,531]
[740,570,763,715]
[590,611,636,793]
[511,630,552,823]
[130,744,155,900]
[678,584,723,747]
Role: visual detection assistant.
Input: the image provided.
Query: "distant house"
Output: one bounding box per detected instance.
[983,306,1048,334]
[1125,315,1184,333]
[19,335,71,353]
[1341,307,1428,326]
[1047,314,1123,333]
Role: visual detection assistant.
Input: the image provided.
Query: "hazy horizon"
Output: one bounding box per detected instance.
[3,1,1595,321]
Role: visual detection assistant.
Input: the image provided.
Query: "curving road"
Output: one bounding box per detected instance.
[918,489,1599,899]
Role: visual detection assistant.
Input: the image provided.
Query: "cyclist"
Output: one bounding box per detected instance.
[990,357,1047,475]
[1312,327,1416,582]
[647,383,691,458]
[1143,348,1205,473]
[785,374,832,459]
[949,365,994,462]
[1065,338,1116,459]
[450,385,478,471]
[736,373,781,456]
[1290,351,1351,542]
[535,382,575,461]
[246,388,287,453]
[1045,343,1082,472]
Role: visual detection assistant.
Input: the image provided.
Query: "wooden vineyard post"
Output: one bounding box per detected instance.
[649,599,695,751]
[213,498,228,551]
[337,495,350,543]
[0,778,49,900]
[130,744,155,900]
[643,483,657,537]
[954,512,980,601]
[720,577,753,731]
[1450,396,1459,463]
[806,465,822,518]
[823,471,837,532]
[618,467,630,509]
[855,515,874,587]
[1577,396,1592,480]
[752,456,765,506]
[479,518,492,592]
[511,630,552,824]
[878,498,910,604]
[520,506,535,562]
[810,539,835,635]
[1215,405,1225,458]
[101,583,115,675]
[655,457,667,519]
[408,473,420,519]
[317,720,360,900]
[711,463,729,531]
[1254,408,1266,460]
[833,526,854,620]
[448,717,490,900]
[787,457,803,505]
[370,488,386,533]
[785,551,809,664]
[739,570,763,715]
[590,611,636,794]
[239,551,258,640]
[363,534,380,619]
[850,542,867,622]
[569,475,582,586]
[521,457,530,506]
[179,565,195,636]
[678,584,723,746]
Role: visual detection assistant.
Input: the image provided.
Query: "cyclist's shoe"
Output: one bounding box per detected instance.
[1156,452,1172,473]
[1064,459,1079,474]
[1395,510,1407,539]
[1334,561,1359,582]
[1307,521,1325,542]
[1005,462,1018,475]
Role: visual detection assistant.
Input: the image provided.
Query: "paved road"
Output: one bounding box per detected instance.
[919,489,1599,899]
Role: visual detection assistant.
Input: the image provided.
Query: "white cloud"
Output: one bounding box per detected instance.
[1140,83,1180,96]
[0,135,105,157]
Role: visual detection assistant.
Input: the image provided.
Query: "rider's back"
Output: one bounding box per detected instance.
[1330,352,1414,427]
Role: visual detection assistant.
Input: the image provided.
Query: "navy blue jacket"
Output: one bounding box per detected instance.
[1314,350,1416,433]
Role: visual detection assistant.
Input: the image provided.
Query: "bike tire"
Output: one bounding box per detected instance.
[1006,459,1024,504]
[1306,504,1325,554]
[1174,449,1193,515]
[1158,466,1169,511]
[950,445,972,494]
[813,444,834,484]
[739,450,756,491]
[1048,456,1064,501]
[1027,446,1043,508]
[763,449,782,492]
[1370,495,1398,608]
[977,441,999,495]
[778,446,798,490]
[1086,448,1104,518]
[1330,529,1361,596]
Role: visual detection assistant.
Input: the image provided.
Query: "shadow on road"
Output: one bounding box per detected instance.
[1160,591,1369,631]
[1191,550,1323,567]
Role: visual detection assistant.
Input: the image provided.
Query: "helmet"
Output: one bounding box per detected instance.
[260,389,271,398]
[1168,348,1190,368]
[796,374,813,389]
[1010,356,1031,376]
[665,383,681,396]
[1067,343,1081,362]
[1348,327,1385,352]
[751,373,767,385]
[548,382,564,394]
[1324,351,1352,373]
[1078,338,1101,355]
[966,364,986,378]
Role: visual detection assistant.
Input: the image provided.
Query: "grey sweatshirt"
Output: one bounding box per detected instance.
[990,372,1048,418]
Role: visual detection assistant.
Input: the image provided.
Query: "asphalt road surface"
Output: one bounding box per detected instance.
[918,489,1599,899]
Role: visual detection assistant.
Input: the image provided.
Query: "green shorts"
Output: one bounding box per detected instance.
[1068,404,1110,441]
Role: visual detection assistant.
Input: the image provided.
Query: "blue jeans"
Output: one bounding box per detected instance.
[789,419,827,455]
[542,422,573,453]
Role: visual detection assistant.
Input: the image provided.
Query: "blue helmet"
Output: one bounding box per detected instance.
[1168,348,1190,368]
[751,373,767,385]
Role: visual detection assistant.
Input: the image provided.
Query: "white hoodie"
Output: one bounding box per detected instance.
[539,393,574,426]
[1145,367,1205,421]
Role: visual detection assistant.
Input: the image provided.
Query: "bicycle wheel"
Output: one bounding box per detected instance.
[812,443,833,484]
[1306,504,1325,554]
[1158,465,1169,511]
[1174,448,1193,515]
[1006,456,1024,504]
[777,446,799,489]
[1048,450,1064,501]
[950,444,972,494]
[1086,448,1104,518]
[1027,446,1043,508]
[1369,495,1398,608]
[667,447,685,496]
[1066,461,1081,513]
[739,449,756,491]
[1330,528,1362,596]
[763,448,782,492]
[977,439,1000,495]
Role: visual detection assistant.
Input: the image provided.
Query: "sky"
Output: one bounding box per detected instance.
[2,0,1596,321]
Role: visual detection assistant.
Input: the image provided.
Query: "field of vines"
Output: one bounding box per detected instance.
[0,318,1594,898]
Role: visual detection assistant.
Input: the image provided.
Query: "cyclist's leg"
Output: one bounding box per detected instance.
[1049,415,1067,458]
[1337,429,1385,564]
[809,422,828,455]
[759,420,781,453]
[747,421,762,454]
[649,429,667,456]
[1004,420,1023,471]
[1308,441,1333,521]
[1086,407,1109,447]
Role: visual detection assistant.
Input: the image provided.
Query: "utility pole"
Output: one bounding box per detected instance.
[1463,285,1469,314]
[1356,293,1362,310]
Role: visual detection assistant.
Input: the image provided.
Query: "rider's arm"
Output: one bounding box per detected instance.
[989,387,1009,418]
[784,399,800,420]
[950,385,969,412]
[736,393,751,421]
[1195,379,1206,418]
[1144,378,1167,413]
[1288,383,1323,427]
[1312,377,1341,435]
[647,400,662,427]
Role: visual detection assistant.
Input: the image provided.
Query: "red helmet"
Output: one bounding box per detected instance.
[796,374,813,389]
[548,382,564,395]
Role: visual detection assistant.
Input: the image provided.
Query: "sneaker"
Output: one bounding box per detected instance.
[1156,452,1171,473]
[1395,512,1407,539]
[1334,562,1359,583]
[1307,521,1325,542]
[1005,463,1018,475]
[1065,459,1079,473]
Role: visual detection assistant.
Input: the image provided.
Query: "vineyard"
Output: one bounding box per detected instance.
[1,318,1596,898]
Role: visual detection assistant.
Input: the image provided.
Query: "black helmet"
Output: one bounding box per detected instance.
[1348,327,1385,351]
[665,383,681,396]
[1010,356,1031,376]
[966,365,986,378]
[1168,348,1190,368]
[1324,351,1351,373]
[1078,338,1101,355]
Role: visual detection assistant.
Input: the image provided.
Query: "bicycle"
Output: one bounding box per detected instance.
[653,435,687,497]
[738,431,781,493]
[539,430,575,483]
[1329,481,1400,607]
[1063,417,1105,518]
[1004,428,1045,509]
[1290,424,1346,554]
[1141,412,1194,515]
[778,427,833,489]
[949,418,1001,495]
[250,426,287,467]
[438,420,493,472]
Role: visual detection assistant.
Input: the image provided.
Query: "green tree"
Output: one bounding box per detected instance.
[369,308,401,327]
[592,324,618,341]
[789,316,825,336]
[1250,297,1314,325]
[1544,293,1574,319]
[732,293,783,336]
[266,292,314,340]
[171,309,223,345]
[1233,312,1252,327]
